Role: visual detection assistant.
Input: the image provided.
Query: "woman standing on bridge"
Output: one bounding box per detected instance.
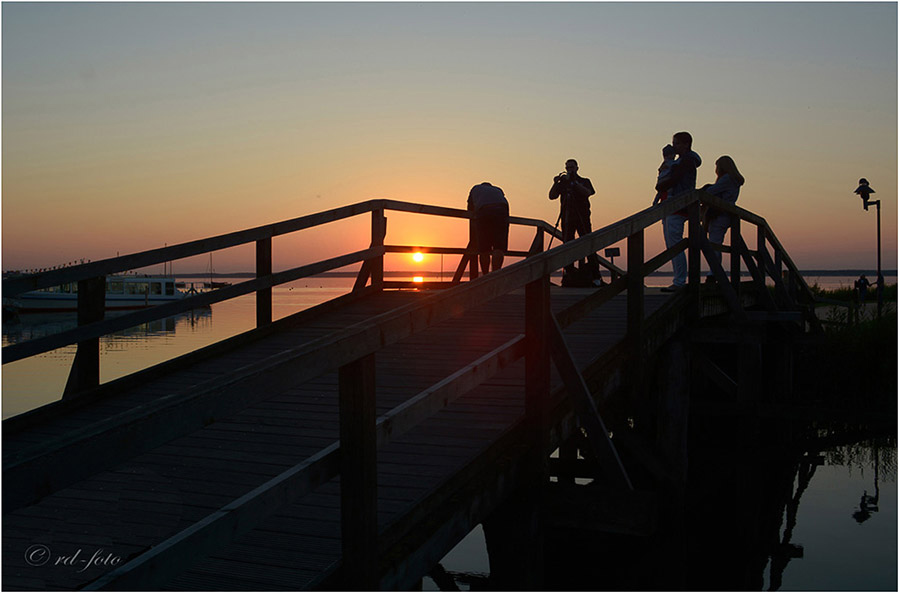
[700,155,745,278]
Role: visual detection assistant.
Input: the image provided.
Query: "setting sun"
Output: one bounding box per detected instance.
[412,252,424,263]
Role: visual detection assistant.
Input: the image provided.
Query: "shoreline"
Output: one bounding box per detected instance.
[172,269,899,279]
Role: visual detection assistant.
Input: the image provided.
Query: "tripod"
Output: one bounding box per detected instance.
[551,193,603,284]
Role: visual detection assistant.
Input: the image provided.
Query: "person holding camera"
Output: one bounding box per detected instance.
[467,182,510,275]
[549,159,600,280]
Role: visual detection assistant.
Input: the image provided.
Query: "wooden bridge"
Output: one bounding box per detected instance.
[2,192,822,590]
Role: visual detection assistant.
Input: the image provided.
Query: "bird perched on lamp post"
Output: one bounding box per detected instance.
[854,178,876,211]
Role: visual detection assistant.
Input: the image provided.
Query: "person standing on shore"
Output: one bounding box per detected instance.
[467,182,510,275]
[549,159,601,282]
[855,274,871,303]
[655,132,701,291]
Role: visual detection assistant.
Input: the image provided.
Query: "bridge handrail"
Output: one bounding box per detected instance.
[2,198,552,297]
[1,199,552,365]
[4,189,812,405]
[2,248,381,364]
[699,194,820,310]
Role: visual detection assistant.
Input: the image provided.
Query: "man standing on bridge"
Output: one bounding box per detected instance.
[655,132,702,291]
[549,159,601,285]
[467,182,510,275]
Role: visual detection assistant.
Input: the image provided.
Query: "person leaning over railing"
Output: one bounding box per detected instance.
[467,182,510,275]
[699,155,745,282]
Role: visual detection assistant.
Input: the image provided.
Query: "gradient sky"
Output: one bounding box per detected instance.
[3,2,897,274]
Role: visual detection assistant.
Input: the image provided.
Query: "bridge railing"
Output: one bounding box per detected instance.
[1,199,556,393]
[7,191,818,589]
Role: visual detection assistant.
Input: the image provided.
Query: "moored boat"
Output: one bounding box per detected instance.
[5,275,190,313]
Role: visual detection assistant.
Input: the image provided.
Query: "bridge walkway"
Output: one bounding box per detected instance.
[3,287,668,590]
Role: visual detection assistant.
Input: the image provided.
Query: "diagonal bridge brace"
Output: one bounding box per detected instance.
[548,314,634,491]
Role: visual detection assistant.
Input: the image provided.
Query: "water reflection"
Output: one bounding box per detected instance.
[2,284,351,418]
[428,428,897,591]
[2,308,214,418]
[766,435,896,591]
[2,307,212,346]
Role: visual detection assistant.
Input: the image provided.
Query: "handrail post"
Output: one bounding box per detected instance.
[523,272,550,588]
[468,217,479,280]
[372,209,386,290]
[525,273,551,450]
[256,238,273,327]
[730,214,742,300]
[687,199,701,317]
[627,230,644,399]
[756,224,767,283]
[339,353,378,589]
[63,276,106,397]
[528,227,545,256]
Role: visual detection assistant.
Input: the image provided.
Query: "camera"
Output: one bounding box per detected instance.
[554,172,570,184]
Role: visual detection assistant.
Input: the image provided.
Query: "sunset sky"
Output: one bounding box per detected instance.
[3,2,897,274]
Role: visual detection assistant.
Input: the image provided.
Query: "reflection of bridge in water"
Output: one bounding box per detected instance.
[3,194,829,589]
[3,307,212,347]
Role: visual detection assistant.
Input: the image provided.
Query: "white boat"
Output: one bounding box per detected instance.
[6,275,191,314]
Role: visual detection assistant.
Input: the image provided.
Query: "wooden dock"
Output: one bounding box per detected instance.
[2,194,822,590]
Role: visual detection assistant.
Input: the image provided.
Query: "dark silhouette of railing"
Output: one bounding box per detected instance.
[3,191,821,589]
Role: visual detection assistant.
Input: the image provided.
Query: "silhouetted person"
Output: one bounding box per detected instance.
[467,182,509,274]
[656,131,702,291]
[549,159,601,282]
[854,178,876,211]
[855,274,871,303]
[700,155,745,281]
[652,144,677,206]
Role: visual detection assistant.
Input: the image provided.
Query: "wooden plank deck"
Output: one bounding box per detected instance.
[2,287,669,590]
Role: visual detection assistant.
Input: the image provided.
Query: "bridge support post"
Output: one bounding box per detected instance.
[627,229,645,401]
[64,276,105,397]
[339,353,378,589]
[557,437,578,485]
[730,214,742,299]
[483,486,544,590]
[486,271,549,586]
[656,335,691,490]
[737,325,763,440]
[525,274,551,462]
[484,273,553,589]
[766,323,795,405]
[256,237,272,327]
[687,201,702,317]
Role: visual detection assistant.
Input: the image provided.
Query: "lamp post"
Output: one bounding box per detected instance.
[854,178,882,317]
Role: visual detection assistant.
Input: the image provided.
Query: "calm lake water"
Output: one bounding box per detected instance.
[2,272,896,590]
[425,439,898,591]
